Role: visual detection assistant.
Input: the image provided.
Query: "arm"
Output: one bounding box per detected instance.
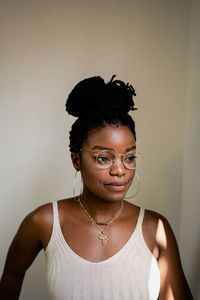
[0,205,51,300]
[157,216,193,300]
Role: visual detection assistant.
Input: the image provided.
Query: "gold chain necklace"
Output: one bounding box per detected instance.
[77,197,124,246]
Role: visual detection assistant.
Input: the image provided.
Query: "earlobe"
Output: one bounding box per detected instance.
[71,152,81,171]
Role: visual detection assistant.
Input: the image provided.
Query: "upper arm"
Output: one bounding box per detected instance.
[157,216,193,300]
[1,203,53,277]
[2,215,42,278]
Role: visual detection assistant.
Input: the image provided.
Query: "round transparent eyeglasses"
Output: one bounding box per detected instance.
[81,149,144,170]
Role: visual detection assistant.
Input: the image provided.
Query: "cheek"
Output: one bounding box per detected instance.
[80,155,107,184]
[81,167,107,186]
[127,171,135,186]
[81,170,108,198]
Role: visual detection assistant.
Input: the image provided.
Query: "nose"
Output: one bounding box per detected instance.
[109,158,125,177]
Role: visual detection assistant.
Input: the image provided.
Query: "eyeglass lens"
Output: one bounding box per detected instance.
[96,150,138,170]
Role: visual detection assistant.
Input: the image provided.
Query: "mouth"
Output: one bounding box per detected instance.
[104,181,128,192]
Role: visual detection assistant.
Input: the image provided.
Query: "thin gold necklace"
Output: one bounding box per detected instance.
[77,197,124,246]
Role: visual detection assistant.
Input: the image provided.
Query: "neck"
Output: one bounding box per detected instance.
[79,190,124,224]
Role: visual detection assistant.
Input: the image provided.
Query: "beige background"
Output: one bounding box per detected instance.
[0,0,199,299]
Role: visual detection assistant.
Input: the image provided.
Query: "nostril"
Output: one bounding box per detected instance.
[109,161,125,176]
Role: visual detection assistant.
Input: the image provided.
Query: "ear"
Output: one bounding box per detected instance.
[71,152,81,171]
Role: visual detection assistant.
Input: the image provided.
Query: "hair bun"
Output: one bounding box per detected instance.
[65,75,136,118]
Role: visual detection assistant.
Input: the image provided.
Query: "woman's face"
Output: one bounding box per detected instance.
[73,124,136,202]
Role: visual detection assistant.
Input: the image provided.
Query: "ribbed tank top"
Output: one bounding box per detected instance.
[45,202,160,300]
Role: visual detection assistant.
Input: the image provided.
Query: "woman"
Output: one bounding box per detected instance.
[0,76,193,299]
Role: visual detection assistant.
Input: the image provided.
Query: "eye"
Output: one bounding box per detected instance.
[124,153,136,164]
[97,155,111,165]
[96,152,113,166]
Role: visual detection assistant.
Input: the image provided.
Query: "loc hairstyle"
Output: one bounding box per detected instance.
[65,75,137,153]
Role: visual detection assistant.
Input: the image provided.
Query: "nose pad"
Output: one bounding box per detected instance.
[109,159,125,177]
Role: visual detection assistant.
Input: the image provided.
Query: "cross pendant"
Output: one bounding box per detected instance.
[99,232,108,246]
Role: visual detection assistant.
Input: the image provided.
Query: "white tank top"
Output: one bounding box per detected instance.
[45,202,160,300]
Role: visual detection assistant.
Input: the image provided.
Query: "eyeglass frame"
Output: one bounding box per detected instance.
[79,149,144,170]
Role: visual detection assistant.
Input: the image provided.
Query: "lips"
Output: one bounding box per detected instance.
[104,181,128,191]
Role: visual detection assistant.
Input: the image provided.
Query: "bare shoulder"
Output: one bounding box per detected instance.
[22,202,53,232]
[141,208,178,260]
[142,209,193,299]
[124,203,173,245]
[15,199,70,249]
[143,207,169,225]
[10,202,54,251]
[144,210,176,249]
[0,199,73,278]
[24,198,73,226]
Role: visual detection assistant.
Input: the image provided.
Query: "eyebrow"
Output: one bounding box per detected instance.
[91,145,136,152]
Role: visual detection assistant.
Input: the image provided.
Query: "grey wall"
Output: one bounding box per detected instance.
[0,0,199,299]
[180,0,200,298]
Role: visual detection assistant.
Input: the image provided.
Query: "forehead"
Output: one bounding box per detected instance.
[83,124,135,151]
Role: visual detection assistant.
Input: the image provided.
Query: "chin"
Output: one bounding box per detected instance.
[101,191,127,202]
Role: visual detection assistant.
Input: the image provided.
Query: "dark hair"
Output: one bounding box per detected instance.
[65,75,137,153]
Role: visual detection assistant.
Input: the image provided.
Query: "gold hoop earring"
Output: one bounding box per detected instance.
[73,171,83,200]
[124,173,140,199]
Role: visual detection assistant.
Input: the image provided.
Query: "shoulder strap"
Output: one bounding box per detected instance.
[52,201,60,228]
[45,201,59,252]
[136,207,145,229]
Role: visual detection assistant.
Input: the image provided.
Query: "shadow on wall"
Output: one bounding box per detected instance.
[165,149,183,236]
[192,236,200,298]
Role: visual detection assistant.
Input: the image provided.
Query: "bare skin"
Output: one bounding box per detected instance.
[0,125,193,299]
